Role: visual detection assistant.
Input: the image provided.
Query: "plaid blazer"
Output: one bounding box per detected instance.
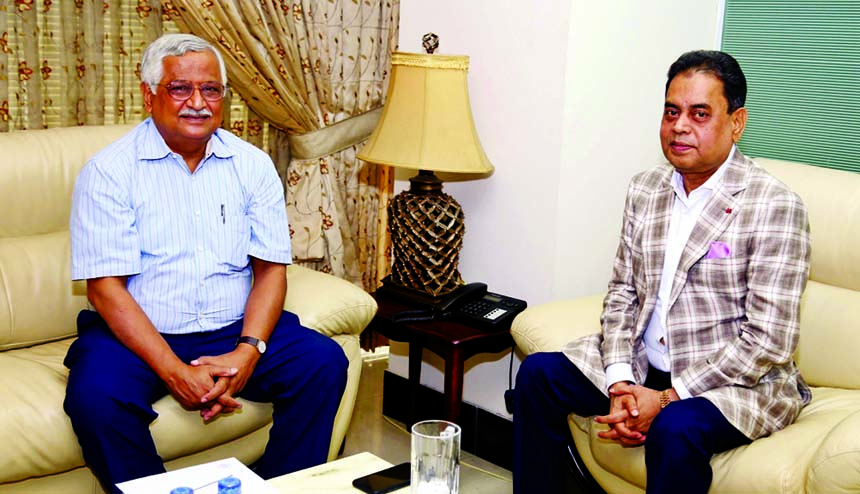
[563,151,812,439]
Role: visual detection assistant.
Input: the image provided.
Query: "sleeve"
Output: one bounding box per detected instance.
[605,363,636,391]
[246,154,293,265]
[70,161,141,280]
[599,180,641,369]
[678,190,811,396]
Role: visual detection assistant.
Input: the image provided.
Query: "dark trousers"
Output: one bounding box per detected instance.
[64,310,348,494]
[512,352,750,494]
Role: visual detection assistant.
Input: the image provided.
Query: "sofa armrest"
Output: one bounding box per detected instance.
[283,265,377,338]
[511,294,604,355]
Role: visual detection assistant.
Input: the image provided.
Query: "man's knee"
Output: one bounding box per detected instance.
[516,352,561,392]
[646,400,712,455]
[308,334,348,386]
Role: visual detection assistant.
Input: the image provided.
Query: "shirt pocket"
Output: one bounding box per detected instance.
[210,209,251,268]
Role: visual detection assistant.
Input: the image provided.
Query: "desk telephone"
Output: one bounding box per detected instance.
[392,282,527,331]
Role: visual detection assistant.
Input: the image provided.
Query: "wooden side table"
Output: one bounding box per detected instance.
[369,291,515,427]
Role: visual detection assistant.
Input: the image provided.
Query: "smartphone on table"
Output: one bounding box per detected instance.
[352,462,411,494]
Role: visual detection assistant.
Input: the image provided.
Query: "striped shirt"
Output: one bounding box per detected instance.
[70,118,292,334]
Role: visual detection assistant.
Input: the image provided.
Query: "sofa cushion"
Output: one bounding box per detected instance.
[0,125,137,239]
[577,387,860,493]
[0,339,273,484]
[796,281,860,389]
[806,408,860,494]
[0,232,88,351]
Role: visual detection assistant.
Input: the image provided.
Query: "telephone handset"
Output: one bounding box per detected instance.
[435,282,488,312]
[435,282,528,331]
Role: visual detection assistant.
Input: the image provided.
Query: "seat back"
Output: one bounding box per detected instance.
[0,124,137,350]
[758,159,860,389]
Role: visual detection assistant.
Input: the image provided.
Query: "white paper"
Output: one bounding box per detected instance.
[117,457,278,494]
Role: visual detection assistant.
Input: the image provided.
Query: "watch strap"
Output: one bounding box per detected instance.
[659,389,672,409]
[237,336,266,354]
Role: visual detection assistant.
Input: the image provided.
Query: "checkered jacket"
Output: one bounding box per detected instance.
[563,151,812,439]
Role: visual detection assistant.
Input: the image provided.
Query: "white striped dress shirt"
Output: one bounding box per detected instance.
[70,118,292,334]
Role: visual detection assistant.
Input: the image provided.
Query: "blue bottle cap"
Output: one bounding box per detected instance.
[170,488,194,494]
[218,475,241,494]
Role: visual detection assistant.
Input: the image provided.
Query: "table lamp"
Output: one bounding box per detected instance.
[358,34,493,304]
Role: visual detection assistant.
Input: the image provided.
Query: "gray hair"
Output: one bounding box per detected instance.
[140,34,227,93]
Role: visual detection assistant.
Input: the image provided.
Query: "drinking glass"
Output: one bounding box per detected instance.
[411,420,461,494]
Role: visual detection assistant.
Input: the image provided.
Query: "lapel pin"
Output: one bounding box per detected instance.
[725,208,733,214]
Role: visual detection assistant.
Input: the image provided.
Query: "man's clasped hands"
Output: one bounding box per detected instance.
[162,348,260,422]
[594,382,678,446]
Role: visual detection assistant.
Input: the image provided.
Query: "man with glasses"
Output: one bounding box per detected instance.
[64,33,348,493]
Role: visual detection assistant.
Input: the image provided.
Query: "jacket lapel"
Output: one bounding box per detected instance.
[635,166,674,338]
[643,173,674,295]
[668,152,750,307]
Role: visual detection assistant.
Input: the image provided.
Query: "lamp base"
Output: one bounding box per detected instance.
[387,171,465,297]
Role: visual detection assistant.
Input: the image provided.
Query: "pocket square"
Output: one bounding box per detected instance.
[706,241,731,259]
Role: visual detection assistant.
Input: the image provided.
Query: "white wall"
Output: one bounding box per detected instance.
[391,0,723,418]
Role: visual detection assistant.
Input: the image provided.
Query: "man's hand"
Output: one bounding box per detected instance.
[596,385,678,446]
[622,385,664,435]
[162,363,238,411]
[190,345,260,421]
[595,382,646,446]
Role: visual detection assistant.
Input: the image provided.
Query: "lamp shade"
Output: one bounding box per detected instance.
[358,52,494,174]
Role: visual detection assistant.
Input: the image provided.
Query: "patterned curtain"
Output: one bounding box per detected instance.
[0,0,168,131]
[169,0,398,291]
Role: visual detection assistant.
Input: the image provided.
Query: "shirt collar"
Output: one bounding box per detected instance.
[671,144,736,198]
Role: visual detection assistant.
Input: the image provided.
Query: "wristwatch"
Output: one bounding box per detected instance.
[237,336,267,355]
[659,389,672,409]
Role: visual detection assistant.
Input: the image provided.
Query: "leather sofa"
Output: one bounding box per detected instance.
[512,158,860,493]
[0,125,378,493]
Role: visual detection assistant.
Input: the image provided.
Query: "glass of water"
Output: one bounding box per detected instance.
[411,420,461,494]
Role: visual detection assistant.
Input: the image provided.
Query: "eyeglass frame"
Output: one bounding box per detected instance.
[155,80,228,102]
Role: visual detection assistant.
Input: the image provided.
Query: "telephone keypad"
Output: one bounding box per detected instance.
[462,300,509,320]
[484,308,507,320]
[444,287,528,331]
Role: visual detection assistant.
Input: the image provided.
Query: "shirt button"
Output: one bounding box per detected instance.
[195,210,201,216]
[197,246,204,252]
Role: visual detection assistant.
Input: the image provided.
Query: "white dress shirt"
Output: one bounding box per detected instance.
[605,146,735,398]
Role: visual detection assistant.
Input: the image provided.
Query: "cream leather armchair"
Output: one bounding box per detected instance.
[512,159,860,493]
[0,125,377,494]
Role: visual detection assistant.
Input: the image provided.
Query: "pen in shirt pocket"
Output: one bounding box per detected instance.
[220,204,225,224]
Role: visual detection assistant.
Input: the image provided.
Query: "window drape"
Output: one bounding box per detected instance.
[170,1,398,290]
[721,0,860,173]
[0,0,168,131]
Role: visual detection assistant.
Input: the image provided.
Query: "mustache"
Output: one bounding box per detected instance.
[178,108,213,117]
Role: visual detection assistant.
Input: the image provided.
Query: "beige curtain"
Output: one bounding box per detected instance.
[0,0,168,131]
[170,1,398,291]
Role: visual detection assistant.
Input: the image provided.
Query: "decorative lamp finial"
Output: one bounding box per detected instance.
[422,33,439,54]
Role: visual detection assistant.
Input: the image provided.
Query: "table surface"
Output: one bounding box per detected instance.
[371,292,515,356]
[268,452,406,493]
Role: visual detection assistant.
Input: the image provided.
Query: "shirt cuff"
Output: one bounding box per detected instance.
[672,377,692,399]
[605,363,636,392]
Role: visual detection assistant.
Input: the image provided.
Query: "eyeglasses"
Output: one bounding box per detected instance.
[157,81,227,102]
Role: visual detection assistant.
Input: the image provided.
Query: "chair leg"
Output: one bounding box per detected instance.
[564,441,607,494]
